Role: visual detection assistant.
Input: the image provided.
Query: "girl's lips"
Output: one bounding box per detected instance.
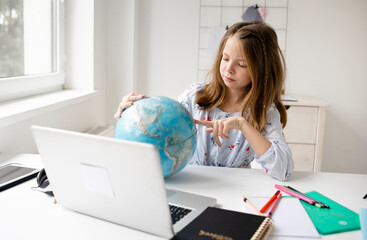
[224,76,235,82]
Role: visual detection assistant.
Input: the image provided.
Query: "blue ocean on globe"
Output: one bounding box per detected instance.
[115,96,197,178]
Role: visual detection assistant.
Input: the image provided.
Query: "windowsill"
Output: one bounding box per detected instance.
[0,90,99,128]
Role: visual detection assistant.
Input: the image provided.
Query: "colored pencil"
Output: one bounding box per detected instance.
[267,193,282,218]
[284,185,329,208]
[242,195,264,216]
[274,184,314,205]
[260,190,280,213]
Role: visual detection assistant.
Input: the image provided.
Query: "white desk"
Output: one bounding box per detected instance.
[0,154,366,240]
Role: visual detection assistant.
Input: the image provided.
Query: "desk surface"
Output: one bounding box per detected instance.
[0,154,366,240]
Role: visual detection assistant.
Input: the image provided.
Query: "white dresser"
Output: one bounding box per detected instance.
[283,95,329,172]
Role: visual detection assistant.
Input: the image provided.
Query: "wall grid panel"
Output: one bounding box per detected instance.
[198,0,288,82]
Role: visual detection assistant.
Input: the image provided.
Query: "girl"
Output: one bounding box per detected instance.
[115,21,293,181]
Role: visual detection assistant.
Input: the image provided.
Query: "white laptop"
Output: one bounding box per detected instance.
[31,125,216,239]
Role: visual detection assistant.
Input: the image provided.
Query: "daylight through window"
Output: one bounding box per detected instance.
[0,0,64,102]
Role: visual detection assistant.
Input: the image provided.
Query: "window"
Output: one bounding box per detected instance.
[0,0,65,102]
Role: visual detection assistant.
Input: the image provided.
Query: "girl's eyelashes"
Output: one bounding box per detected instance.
[238,61,247,68]
[222,55,247,67]
[222,55,247,68]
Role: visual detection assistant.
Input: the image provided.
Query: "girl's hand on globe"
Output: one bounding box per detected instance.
[114,92,146,119]
[194,116,248,147]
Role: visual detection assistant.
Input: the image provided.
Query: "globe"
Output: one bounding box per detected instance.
[115,96,197,178]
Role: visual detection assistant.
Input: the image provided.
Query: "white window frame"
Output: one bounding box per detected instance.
[0,0,65,103]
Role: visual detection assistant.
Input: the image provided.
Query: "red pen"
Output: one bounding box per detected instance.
[267,192,282,218]
[260,190,280,213]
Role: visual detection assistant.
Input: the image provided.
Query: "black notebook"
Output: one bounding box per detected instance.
[172,207,273,240]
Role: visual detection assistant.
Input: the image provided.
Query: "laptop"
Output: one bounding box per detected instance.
[31,125,216,239]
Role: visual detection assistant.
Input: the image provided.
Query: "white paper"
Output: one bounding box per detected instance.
[243,197,320,238]
[80,163,115,198]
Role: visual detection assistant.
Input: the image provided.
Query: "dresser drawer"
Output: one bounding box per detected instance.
[289,143,315,171]
[284,106,318,144]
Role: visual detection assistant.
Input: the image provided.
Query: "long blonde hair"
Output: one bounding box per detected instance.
[196,21,287,131]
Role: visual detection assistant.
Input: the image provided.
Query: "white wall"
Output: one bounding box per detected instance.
[135,0,199,99]
[105,0,137,125]
[0,98,103,153]
[105,0,367,174]
[286,0,367,174]
[105,0,199,125]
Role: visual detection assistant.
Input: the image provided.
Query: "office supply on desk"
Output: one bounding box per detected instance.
[364,194,367,199]
[275,184,314,205]
[31,125,216,239]
[243,197,320,238]
[242,195,264,216]
[360,209,367,240]
[31,168,54,196]
[300,191,360,235]
[267,193,281,218]
[285,185,329,208]
[173,207,273,240]
[0,164,40,192]
[260,190,280,213]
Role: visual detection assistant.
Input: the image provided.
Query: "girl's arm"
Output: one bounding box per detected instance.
[238,118,271,157]
[253,107,293,180]
[195,107,294,181]
[195,116,271,156]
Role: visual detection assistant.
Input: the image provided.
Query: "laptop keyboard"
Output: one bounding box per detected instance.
[169,204,192,225]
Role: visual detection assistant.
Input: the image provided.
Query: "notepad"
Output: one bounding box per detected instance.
[243,197,320,238]
[300,191,360,235]
[173,207,273,240]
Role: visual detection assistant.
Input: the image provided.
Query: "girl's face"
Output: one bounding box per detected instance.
[219,36,251,91]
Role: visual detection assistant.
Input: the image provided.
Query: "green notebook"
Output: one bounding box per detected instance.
[300,191,360,235]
